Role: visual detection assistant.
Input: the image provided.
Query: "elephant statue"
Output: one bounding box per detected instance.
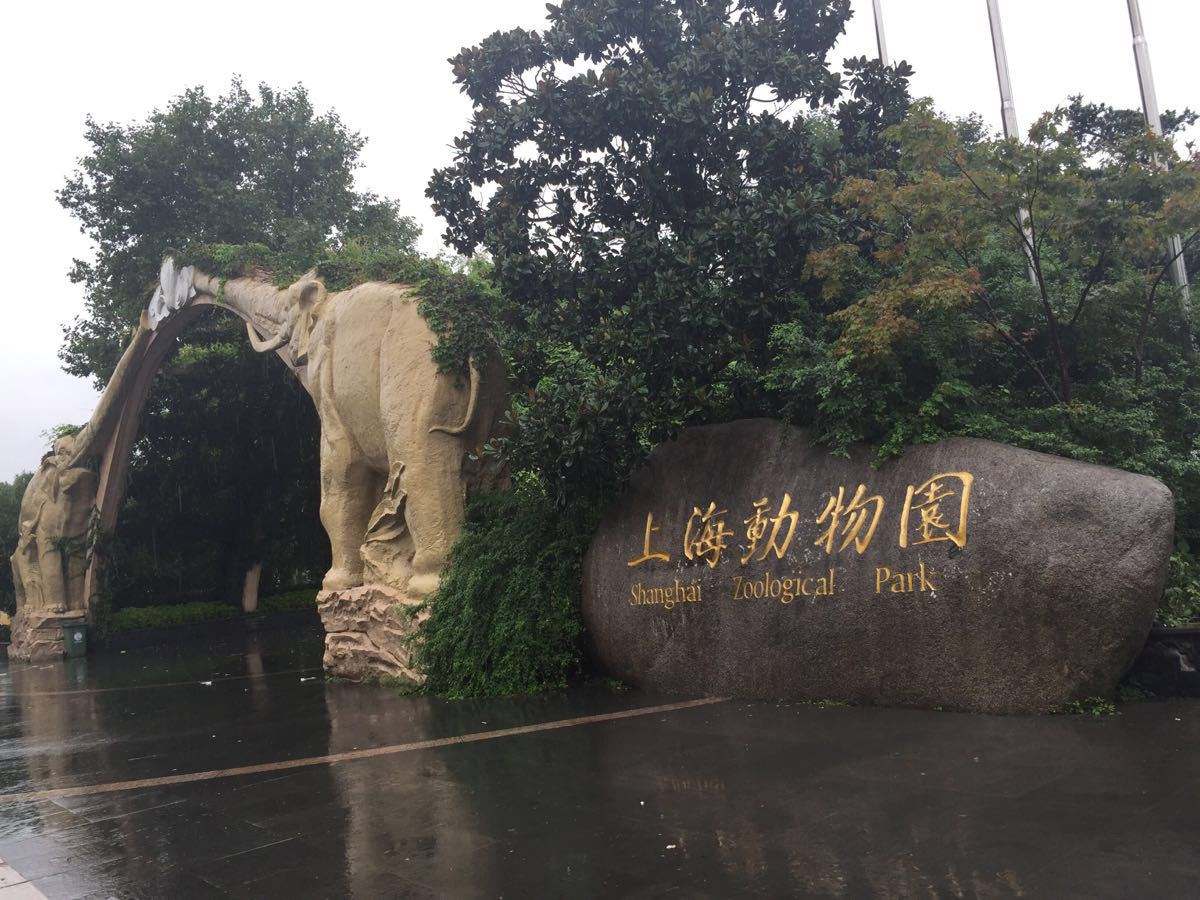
[180,263,507,602]
[9,316,152,660]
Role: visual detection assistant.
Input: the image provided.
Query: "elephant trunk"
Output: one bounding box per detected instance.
[193,271,293,355]
[67,314,154,467]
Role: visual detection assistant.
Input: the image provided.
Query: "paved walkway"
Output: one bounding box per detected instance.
[1,629,1197,898]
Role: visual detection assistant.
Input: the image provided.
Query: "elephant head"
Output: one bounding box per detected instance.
[188,266,327,371]
[241,280,323,367]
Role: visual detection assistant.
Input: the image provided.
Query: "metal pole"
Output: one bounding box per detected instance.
[872,0,890,66]
[1127,0,1192,327]
[986,0,1020,141]
[985,0,1038,287]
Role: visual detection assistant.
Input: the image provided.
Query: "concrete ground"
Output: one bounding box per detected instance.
[1,629,1197,899]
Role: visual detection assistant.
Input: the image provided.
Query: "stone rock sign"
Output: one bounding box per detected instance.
[582,419,1174,714]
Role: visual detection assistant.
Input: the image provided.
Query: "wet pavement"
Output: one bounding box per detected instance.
[1,630,1198,899]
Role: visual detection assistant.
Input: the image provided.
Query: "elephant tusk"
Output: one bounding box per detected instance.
[245,320,289,354]
[429,358,481,436]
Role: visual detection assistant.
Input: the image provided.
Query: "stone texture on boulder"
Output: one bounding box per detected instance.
[317,584,426,684]
[582,419,1174,714]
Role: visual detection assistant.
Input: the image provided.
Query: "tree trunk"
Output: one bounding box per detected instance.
[241,561,263,614]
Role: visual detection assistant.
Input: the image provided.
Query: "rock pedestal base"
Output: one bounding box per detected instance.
[316,584,427,684]
[8,611,84,662]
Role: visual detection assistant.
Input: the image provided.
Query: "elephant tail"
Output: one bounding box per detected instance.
[429,358,481,437]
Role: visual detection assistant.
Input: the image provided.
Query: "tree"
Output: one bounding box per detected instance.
[428,0,911,506]
[793,100,1200,621]
[57,79,418,608]
[416,0,915,694]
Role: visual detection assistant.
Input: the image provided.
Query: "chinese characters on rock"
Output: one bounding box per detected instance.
[627,472,974,568]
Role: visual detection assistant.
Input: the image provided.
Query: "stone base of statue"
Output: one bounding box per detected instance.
[316,584,427,685]
[7,610,86,663]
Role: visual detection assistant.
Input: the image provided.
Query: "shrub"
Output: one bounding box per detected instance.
[108,600,240,633]
[257,588,319,615]
[415,478,598,698]
[1159,553,1200,627]
[1057,697,1119,717]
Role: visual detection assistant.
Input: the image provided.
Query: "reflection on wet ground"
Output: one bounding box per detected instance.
[1,630,1198,898]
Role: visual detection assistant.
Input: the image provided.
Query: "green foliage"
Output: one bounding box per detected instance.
[428,0,913,510]
[0,472,33,616]
[108,600,241,633]
[106,588,318,633]
[57,79,418,609]
[1057,697,1119,717]
[257,588,319,616]
[415,477,598,698]
[1160,552,1200,626]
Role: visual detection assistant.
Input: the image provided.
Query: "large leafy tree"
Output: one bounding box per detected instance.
[417,0,914,693]
[57,80,418,608]
[428,0,911,505]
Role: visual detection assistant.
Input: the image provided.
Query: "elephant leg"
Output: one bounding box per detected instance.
[36,536,67,613]
[319,436,380,592]
[402,447,466,598]
[11,552,27,609]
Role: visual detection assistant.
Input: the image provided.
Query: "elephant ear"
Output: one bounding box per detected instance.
[288,278,325,368]
[292,277,325,313]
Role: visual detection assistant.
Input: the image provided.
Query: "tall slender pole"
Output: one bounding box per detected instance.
[985,0,1038,287]
[871,0,890,67]
[1127,0,1192,330]
[986,0,1020,141]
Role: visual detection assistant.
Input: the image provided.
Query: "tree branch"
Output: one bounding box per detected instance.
[1135,228,1200,381]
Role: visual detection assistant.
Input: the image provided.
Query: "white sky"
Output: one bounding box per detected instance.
[1,0,1197,479]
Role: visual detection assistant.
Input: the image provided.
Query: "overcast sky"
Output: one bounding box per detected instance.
[2,0,1197,479]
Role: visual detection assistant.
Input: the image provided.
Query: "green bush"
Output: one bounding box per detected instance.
[257,588,319,615]
[106,587,320,634]
[1159,552,1200,627]
[108,600,241,633]
[415,478,598,698]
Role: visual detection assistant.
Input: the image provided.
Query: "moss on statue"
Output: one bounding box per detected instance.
[170,241,501,376]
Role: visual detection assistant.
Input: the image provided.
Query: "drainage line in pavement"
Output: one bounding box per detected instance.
[0,696,727,804]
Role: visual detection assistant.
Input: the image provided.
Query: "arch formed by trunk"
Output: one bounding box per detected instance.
[81,296,301,608]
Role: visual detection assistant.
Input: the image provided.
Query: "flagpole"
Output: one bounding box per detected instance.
[985,0,1020,141]
[1127,0,1192,330]
[985,0,1038,287]
[871,0,890,66]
